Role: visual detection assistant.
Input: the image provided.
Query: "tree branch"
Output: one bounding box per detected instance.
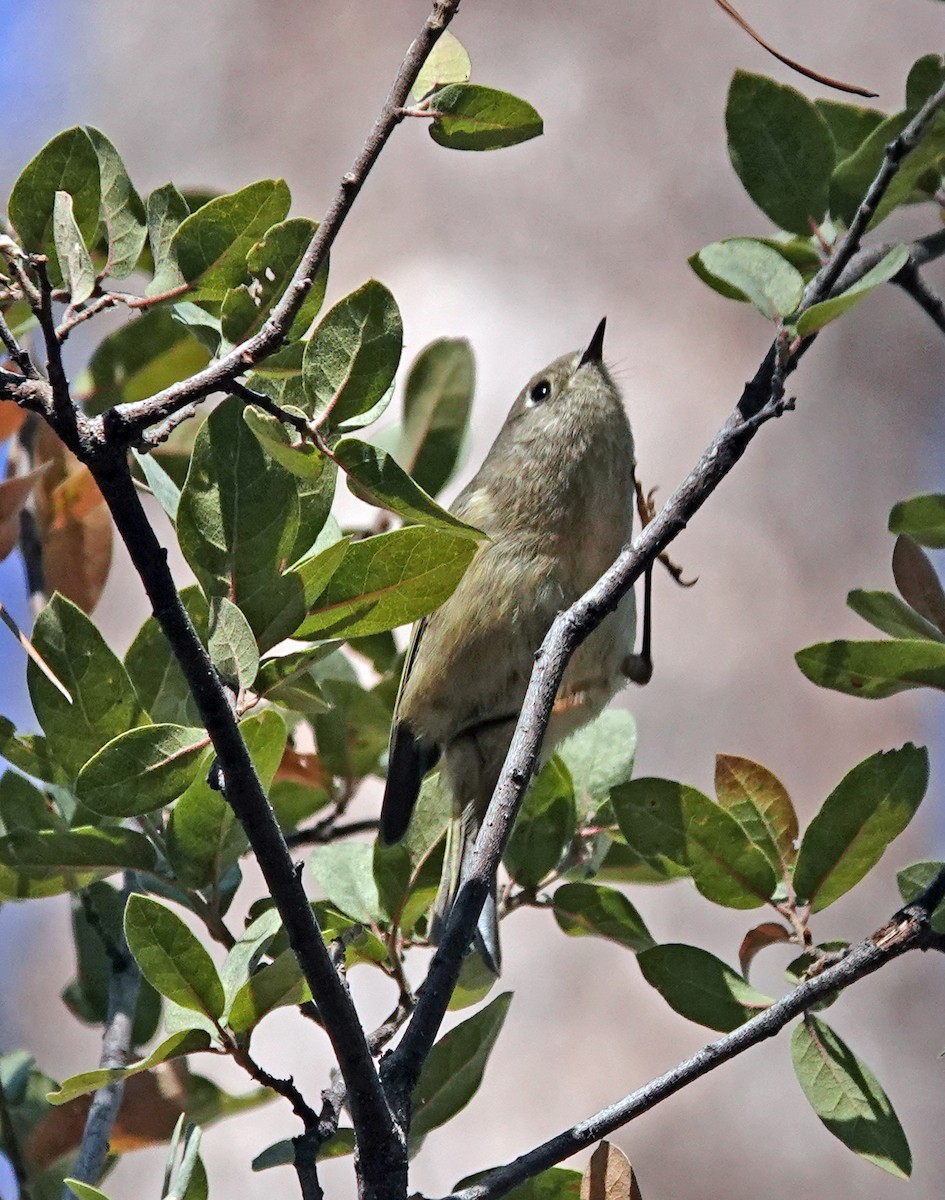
[63,874,142,1200]
[110,0,463,443]
[447,876,944,1200]
[895,264,945,337]
[382,73,945,1113]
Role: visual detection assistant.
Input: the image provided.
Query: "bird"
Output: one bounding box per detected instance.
[380,318,650,972]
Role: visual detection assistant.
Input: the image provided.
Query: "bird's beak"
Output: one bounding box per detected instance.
[578,316,607,367]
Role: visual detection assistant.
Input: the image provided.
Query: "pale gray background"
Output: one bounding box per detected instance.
[1,3,943,1199]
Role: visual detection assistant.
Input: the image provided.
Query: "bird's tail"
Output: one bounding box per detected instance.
[430,808,501,975]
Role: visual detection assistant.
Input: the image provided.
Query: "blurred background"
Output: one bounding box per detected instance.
[1,1,944,1198]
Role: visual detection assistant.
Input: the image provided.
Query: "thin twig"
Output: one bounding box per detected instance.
[64,874,142,1200]
[0,311,37,378]
[110,0,464,443]
[895,265,945,336]
[286,818,381,848]
[447,883,942,1200]
[381,71,945,1116]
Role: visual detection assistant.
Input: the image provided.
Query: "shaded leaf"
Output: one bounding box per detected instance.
[429,84,543,151]
[581,1142,642,1200]
[892,534,945,632]
[504,757,576,888]
[302,280,402,428]
[76,724,208,817]
[0,826,156,873]
[559,709,637,814]
[553,882,654,952]
[295,525,478,640]
[146,182,189,284]
[793,744,928,911]
[8,127,101,284]
[637,943,772,1032]
[738,922,792,978]
[396,337,474,497]
[309,841,381,925]
[124,895,225,1018]
[208,597,259,689]
[726,71,834,235]
[124,585,208,726]
[241,405,326,482]
[610,778,691,878]
[814,99,885,161]
[410,992,512,1148]
[896,860,945,933]
[792,1017,911,1177]
[227,948,309,1033]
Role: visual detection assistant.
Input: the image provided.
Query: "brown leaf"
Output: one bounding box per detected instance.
[275,745,332,790]
[581,1142,643,1200]
[738,921,792,978]
[25,1062,189,1167]
[0,464,50,561]
[33,425,113,613]
[712,0,876,98]
[0,404,27,442]
[892,534,945,634]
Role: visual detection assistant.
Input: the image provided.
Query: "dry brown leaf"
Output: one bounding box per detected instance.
[581,1141,643,1200]
[892,534,945,634]
[712,0,876,97]
[33,425,113,613]
[25,1062,189,1168]
[738,921,792,978]
[0,463,50,561]
[0,403,27,442]
[275,745,332,790]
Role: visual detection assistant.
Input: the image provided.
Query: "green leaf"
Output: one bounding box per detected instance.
[504,757,576,888]
[558,709,637,813]
[295,525,477,640]
[52,191,95,304]
[396,337,474,497]
[81,308,211,417]
[814,99,885,161]
[208,597,259,689]
[309,842,382,925]
[221,217,327,344]
[413,30,471,100]
[690,239,804,318]
[0,770,63,835]
[302,280,402,427]
[410,992,512,1148]
[312,678,392,780]
[87,128,147,279]
[0,827,156,873]
[132,448,182,525]
[454,1168,581,1200]
[552,881,654,951]
[610,778,692,878]
[889,492,945,548]
[8,127,101,284]
[792,1017,911,1177]
[793,745,928,912]
[795,638,945,698]
[47,1029,212,1104]
[906,53,945,112]
[146,182,190,283]
[847,588,945,642]
[794,245,909,336]
[892,533,945,631]
[64,1180,113,1200]
[429,84,543,151]
[125,586,208,725]
[334,436,484,537]
[637,943,772,1032]
[150,179,291,300]
[177,396,335,649]
[896,860,945,933]
[167,710,286,888]
[726,71,834,235]
[714,754,798,877]
[252,1129,355,1170]
[124,895,225,1018]
[831,109,945,229]
[241,405,328,482]
[682,787,776,908]
[226,948,309,1033]
[28,594,145,780]
[0,721,70,786]
[76,725,208,817]
[219,907,282,1005]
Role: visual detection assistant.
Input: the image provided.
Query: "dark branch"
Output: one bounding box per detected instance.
[0,311,38,378]
[110,0,464,443]
[895,264,945,337]
[448,885,942,1200]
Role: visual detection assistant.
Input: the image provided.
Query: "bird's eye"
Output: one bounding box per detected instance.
[528,379,551,405]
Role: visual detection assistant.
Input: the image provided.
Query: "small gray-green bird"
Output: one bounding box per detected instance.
[380,319,650,971]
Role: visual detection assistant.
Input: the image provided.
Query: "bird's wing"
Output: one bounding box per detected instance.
[379,618,440,844]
